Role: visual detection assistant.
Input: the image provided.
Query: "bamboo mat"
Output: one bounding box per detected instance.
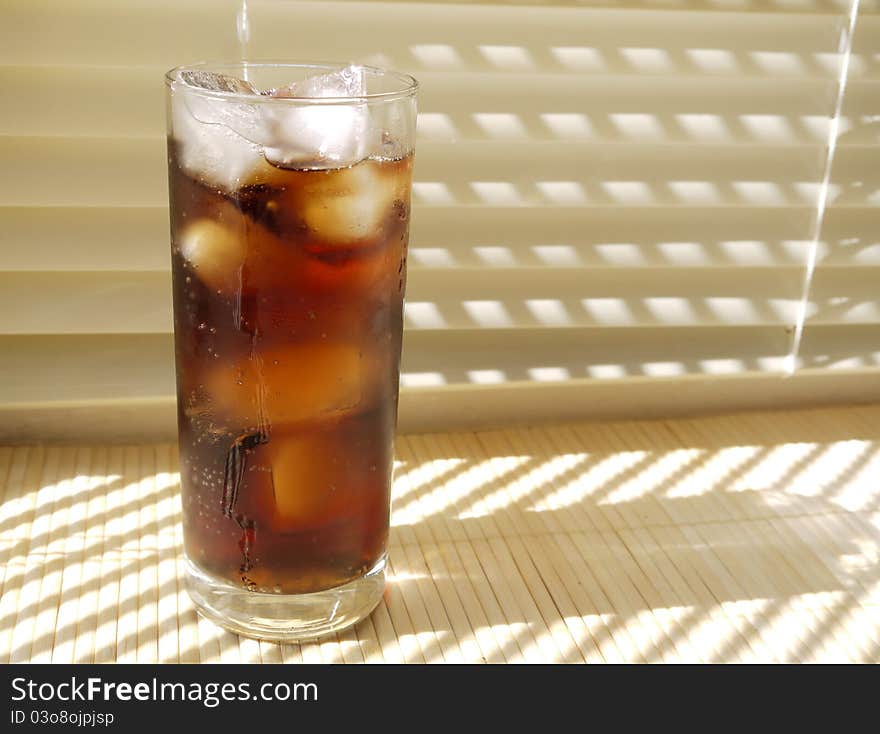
[1,405,879,663]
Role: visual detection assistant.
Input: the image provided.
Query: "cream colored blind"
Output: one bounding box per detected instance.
[1,0,878,440]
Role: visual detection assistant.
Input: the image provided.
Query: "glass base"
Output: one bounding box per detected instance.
[185,555,386,642]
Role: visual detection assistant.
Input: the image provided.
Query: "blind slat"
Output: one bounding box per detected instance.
[0,327,793,403]
[2,264,877,335]
[0,207,169,272]
[287,0,880,14]
[2,327,876,403]
[0,334,174,405]
[0,272,171,335]
[8,136,877,208]
[246,2,856,55]
[2,0,241,67]
[0,204,826,271]
[4,0,862,64]
[8,66,879,142]
[0,202,874,271]
[0,269,802,334]
[0,326,785,404]
[797,323,880,370]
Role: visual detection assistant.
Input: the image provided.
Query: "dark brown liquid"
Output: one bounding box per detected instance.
[168,144,411,594]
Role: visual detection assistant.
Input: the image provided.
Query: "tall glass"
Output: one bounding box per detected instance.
[165,62,417,640]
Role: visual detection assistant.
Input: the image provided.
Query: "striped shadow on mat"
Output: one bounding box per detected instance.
[0,404,878,663]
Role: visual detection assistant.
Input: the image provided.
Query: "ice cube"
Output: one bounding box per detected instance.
[205,341,377,431]
[265,431,340,527]
[282,64,367,99]
[267,424,378,530]
[299,161,398,245]
[260,65,370,170]
[172,66,376,187]
[170,70,266,191]
[176,199,304,296]
[179,70,258,96]
[178,218,246,294]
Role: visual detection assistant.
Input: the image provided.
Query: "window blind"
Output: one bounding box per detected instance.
[1,0,878,441]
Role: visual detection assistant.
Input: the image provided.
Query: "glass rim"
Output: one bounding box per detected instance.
[165,61,419,105]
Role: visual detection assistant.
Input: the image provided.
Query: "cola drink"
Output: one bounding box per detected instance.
[166,63,417,639]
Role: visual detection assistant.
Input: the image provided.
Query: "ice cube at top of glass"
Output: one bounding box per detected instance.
[169,63,415,185]
[165,62,417,641]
